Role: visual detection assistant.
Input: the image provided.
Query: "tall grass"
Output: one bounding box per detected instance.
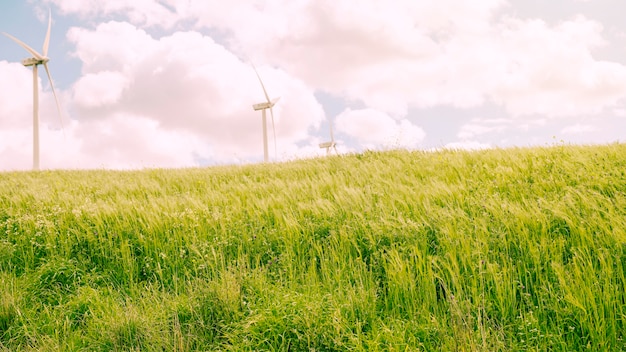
[1,143,626,350]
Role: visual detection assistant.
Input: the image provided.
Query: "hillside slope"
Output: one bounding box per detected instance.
[1,144,626,351]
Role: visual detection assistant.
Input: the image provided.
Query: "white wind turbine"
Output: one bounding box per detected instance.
[3,10,64,171]
[251,64,279,162]
[319,120,338,155]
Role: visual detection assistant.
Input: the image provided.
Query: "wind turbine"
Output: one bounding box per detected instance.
[3,10,63,171]
[251,64,279,162]
[319,120,338,155]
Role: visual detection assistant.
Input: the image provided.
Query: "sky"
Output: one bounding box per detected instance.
[1,0,626,170]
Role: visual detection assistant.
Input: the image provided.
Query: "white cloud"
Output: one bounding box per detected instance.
[490,16,626,116]
[4,0,625,170]
[335,108,425,149]
[47,0,181,28]
[47,0,509,116]
[561,123,596,135]
[181,1,626,118]
[444,140,492,151]
[457,120,511,139]
[73,71,129,107]
[613,108,626,117]
[67,21,159,73]
[46,1,626,120]
[1,17,326,170]
[68,114,207,169]
[0,128,31,170]
[67,21,325,163]
[206,0,507,115]
[0,62,71,170]
[0,62,32,128]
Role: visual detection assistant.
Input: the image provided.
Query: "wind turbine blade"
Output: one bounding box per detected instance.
[43,9,52,57]
[43,63,65,135]
[2,32,45,60]
[269,106,277,160]
[329,121,334,142]
[252,63,271,103]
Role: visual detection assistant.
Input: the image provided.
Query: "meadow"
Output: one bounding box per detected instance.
[1,144,625,351]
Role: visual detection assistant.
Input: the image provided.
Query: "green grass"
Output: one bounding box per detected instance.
[1,143,626,351]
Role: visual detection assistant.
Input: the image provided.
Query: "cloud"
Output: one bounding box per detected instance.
[335,108,425,149]
[46,0,626,120]
[561,123,596,135]
[67,21,159,73]
[45,0,509,117]
[457,119,512,139]
[71,21,322,154]
[444,140,492,151]
[69,114,208,169]
[0,111,204,171]
[6,0,626,170]
[0,62,70,170]
[490,16,626,117]
[180,1,626,118]
[72,71,129,107]
[1,18,326,170]
[67,22,325,165]
[46,0,181,28]
[614,108,626,117]
[198,0,508,116]
[0,62,32,128]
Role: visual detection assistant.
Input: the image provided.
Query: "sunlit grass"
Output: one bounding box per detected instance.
[1,144,626,350]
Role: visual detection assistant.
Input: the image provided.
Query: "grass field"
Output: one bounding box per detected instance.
[1,143,625,351]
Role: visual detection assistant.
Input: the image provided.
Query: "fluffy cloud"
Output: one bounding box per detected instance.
[46,0,181,28]
[561,123,596,135]
[1,18,326,170]
[4,0,625,170]
[43,0,626,119]
[72,71,129,107]
[0,62,70,170]
[457,119,511,140]
[335,108,425,149]
[42,0,626,118]
[69,21,325,160]
[179,1,626,117]
[444,141,492,151]
[490,16,626,117]
[193,0,506,116]
[67,22,325,165]
[0,62,32,128]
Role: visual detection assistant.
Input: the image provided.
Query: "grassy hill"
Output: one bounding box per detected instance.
[1,144,626,351]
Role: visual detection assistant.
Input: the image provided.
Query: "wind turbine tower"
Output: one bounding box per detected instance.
[3,10,63,171]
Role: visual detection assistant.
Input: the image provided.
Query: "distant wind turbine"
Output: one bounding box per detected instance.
[319,120,338,155]
[3,10,64,171]
[251,64,279,162]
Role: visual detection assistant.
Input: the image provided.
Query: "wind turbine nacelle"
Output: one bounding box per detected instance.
[22,57,48,66]
[319,141,336,148]
[253,102,273,110]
